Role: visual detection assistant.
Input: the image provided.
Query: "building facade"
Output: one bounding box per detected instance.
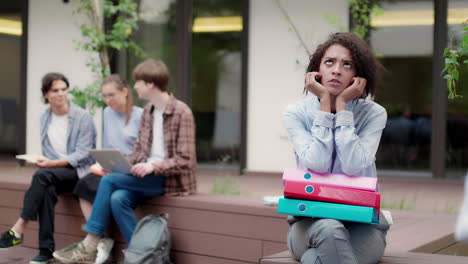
[0,0,467,178]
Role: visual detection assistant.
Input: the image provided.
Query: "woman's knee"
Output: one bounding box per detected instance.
[308,219,348,243]
[301,248,322,264]
[288,218,314,260]
[288,218,347,261]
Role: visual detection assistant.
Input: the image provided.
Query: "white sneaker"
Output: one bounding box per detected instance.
[94,237,114,264]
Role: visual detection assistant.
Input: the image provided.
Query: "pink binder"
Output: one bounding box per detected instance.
[282,168,378,191]
[283,180,381,208]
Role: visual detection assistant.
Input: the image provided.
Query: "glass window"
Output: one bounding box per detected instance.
[0,3,22,155]
[446,0,468,172]
[371,1,434,171]
[124,0,177,105]
[191,0,243,170]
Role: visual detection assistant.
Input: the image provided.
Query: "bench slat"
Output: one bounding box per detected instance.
[259,251,468,264]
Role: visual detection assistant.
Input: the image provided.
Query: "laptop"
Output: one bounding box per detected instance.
[89,149,132,174]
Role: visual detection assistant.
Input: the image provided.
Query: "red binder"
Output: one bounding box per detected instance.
[283,179,381,209]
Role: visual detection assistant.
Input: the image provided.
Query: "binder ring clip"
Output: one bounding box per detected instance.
[298,203,307,212]
[305,185,314,194]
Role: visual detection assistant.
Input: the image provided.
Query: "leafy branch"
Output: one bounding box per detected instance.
[348,0,383,41]
[443,19,468,99]
[272,0,311,57]
[70,0,146,112]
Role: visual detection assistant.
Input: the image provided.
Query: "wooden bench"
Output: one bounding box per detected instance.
[259,250,468,264]
[0,179,289,263]
[1,167,467,263]
[259,211,468,263]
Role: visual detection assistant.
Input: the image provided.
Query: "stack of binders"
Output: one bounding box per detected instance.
[277,168,381,224]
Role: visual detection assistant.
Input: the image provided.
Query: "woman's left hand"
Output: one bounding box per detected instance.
[336,77,367,111]
[131,163,155,178]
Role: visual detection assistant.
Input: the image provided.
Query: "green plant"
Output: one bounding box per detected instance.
[210,176,248,196]
[381,196,416,211]
[69,81,105,115]
[272,0,311,57]
[348,0,383,41]
[323,12,346,33]
[217,154,232,164]
[442,203,459,215]
[432,202,459,215]
[70,0,146,112]
[443,19,468,99]
[209,154,248,196]
[273,0,383,62]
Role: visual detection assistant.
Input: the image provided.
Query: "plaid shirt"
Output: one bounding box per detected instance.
[128,95,197,196]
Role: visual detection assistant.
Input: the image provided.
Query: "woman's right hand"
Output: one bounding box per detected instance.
[305,72,331,112]
[90,163,108,177]
[305,72,329,99]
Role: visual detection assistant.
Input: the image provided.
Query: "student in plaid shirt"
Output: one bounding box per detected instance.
[53,59,196,264]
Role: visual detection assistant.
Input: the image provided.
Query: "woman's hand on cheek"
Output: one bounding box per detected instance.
[305,72,329,99]
[336,77,367,111]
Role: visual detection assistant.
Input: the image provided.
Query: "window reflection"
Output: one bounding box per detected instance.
[126,0,177,105]
[192,0,243,169]
[0,10,21,154]
[371,1,434,170]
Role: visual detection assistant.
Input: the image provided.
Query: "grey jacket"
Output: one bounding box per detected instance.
[40,103,96,178]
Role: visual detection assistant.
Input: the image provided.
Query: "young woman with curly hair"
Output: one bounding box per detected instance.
[283,32,390,264]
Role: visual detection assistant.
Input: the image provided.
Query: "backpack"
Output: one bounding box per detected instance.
[123,214,172,264]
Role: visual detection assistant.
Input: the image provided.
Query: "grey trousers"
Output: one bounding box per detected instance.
[287,215,390,264]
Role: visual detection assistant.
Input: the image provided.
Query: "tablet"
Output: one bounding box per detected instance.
[89,149,132,174]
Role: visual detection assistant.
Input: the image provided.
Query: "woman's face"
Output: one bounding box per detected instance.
[101,82,128,112]
[319,44,357,97]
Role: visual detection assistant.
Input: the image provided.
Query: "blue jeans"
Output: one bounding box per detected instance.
[84,172,165,244]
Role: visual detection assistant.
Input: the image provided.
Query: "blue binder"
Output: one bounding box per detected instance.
[277,198,379,224]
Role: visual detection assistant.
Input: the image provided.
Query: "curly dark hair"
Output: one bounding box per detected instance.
[306,32,383,98]
[41,72,69,104]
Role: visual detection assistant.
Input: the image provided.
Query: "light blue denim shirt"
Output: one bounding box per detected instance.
[283,96,387,178]
[102,106,143,155]
[41,104,97,178]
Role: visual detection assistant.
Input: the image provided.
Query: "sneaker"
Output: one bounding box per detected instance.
[53,241,97,264]
[0,230,23,249]
[30,248,53,264]
[95,238,114,264]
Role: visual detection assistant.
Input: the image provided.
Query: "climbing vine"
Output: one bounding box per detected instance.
[348,0,383,41]
[443,19,468,99]
[70,0,146,113]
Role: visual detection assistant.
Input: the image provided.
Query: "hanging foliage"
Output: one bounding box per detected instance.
[70,0,146,113]
[348,0,383,42]
[443,19,468,99]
